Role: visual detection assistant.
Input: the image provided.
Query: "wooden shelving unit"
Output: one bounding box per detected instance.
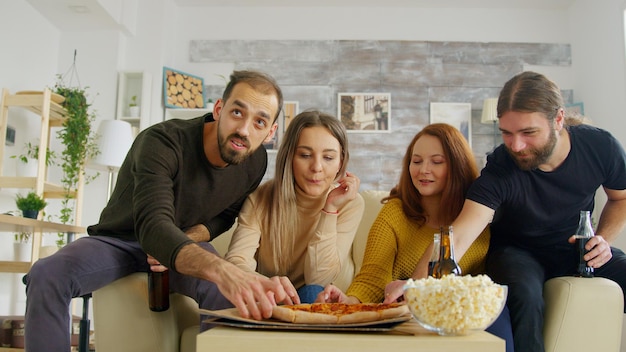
[0,88,86,271]
[0,214,85,272]
[0,89,87,351]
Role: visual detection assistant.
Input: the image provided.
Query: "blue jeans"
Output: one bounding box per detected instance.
[485,305,514,352]
[24,236,231,352]
[297,284,324,303]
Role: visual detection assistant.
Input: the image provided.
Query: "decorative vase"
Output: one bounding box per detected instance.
[16,158,38,177]
[13,242,32,262]
[22,210,38,219]
[129,106,140,117]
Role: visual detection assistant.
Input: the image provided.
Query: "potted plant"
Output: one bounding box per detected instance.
[15,191,47,219]
[53,77,99,246]
[129,95,140,117]
[11,141,57,177]
[13,230,33,262]
[14,231,32,243]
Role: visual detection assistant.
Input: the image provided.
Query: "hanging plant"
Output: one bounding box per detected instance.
[53,75,99,246]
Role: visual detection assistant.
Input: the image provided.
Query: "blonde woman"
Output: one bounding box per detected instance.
[226,110,364,303]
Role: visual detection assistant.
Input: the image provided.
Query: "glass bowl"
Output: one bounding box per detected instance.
[403,275,507,336]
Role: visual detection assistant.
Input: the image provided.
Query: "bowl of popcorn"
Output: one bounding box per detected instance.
[403,274,507,336]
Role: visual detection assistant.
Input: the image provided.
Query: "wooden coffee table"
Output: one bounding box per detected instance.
[196,319,504,352]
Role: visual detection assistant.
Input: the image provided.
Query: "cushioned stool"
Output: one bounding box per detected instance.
[93,273,199,352]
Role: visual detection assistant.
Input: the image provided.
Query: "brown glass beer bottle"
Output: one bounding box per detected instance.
[427,232,441,277]
[436,226,462,278]
[148,270,170,312]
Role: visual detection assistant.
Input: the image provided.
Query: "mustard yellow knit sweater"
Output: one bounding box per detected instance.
[346,198,490,303]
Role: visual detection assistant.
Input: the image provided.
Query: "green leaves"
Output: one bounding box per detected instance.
[53,78,99,245]
[15,191,47,211]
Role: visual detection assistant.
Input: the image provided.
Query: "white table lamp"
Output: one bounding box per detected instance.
[89,120,134,200]
[481,98,499,150]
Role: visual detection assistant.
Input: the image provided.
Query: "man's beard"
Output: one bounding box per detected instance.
[506,127,558,171]
[217,130,252,165]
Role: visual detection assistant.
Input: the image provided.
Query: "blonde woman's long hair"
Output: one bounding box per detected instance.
[255,110,349,274]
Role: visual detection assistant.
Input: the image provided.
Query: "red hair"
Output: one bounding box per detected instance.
[386,123,478,226]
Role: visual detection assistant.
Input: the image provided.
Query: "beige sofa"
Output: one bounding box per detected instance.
[92,190,624,352]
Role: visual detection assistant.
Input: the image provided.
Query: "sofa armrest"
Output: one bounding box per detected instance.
[93,272,199,352]
[543,276,623,352]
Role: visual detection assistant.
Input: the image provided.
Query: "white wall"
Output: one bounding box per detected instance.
[567,0,626,251]
[1,0,625,333]
[0,0,120,316]
[0,0,63,316]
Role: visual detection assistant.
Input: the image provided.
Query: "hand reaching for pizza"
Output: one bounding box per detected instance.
[174,243,295,321]
[383,280,407,304]
[215,266,295,320]
[315,284,360,304]
[268,276,301,305]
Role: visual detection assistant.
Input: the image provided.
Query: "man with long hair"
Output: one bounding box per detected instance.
[390,71,626,352]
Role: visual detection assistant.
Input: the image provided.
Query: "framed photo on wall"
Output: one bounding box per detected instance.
[282,101,299,133]
[338,93,390,133]
[565,102,584,116]
[263,101,300,152]
[429,102,472,147]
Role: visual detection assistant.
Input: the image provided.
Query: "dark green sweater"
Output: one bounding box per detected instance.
[87,114,267,270]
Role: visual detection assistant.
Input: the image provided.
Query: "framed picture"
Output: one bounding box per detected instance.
[429,102,472,147]
[338,93,390,133]
[565,102,585,116]
[282,101,299,133]
[163,67,205,109]
[263,101,300,152]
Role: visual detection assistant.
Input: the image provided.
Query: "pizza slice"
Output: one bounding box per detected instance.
[271,302,410,325]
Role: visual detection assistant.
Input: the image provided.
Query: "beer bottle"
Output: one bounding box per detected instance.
[436,226,462,278]
[574,210,594,278]
[427,232,441,277]
[148,270,170,312]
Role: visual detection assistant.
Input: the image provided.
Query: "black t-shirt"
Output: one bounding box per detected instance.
[467,124,626,250]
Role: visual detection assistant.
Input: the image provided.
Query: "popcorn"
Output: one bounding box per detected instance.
[403,275,506,335]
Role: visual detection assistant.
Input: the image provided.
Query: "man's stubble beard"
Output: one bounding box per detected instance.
[507,126,558,171]
[217,121,253,165]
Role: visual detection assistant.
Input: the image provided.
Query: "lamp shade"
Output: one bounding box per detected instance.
[89,120,134,171]
[481,98,499,124]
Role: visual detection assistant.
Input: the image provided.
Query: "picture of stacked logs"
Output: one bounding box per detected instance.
[164,68,205,108]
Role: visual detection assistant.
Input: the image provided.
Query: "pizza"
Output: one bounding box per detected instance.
[271,302,410,324]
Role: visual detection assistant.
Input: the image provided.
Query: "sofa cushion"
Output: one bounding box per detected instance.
[351,190,387,272]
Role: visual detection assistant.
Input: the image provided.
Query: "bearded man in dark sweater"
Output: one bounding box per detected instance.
[24,70,300,352]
